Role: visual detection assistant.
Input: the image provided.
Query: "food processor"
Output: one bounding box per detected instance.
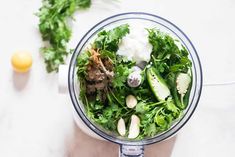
[58,12,203,157]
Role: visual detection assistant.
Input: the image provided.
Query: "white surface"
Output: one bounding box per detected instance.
[0,0,235,157]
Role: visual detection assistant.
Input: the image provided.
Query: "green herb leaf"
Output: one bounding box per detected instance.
[145,123,158,137]
[112,64,130,88]
[37,0,91,72]
[155,114,167,129]
[93,24,130,52]
[136,101,150,114]
[76,50,91,77]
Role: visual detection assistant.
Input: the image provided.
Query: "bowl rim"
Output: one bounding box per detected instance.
[68,12,203,146]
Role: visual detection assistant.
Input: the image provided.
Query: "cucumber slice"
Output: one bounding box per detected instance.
[147,68,170,101]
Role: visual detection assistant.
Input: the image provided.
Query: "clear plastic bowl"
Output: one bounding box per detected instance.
[68,12,203,153]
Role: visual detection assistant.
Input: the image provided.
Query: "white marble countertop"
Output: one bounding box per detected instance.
[0,0,235,156]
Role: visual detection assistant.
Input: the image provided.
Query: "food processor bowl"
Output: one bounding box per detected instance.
[67,12,203,156]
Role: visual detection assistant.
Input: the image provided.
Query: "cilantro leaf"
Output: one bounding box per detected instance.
[37,0,91,72]
[155,114,167,129]
[93,24,130,52]
[112,64,130,88]
[136,101,150,114]
[148,28,192,74]
[145,123,158,137]
[76,50,91,77]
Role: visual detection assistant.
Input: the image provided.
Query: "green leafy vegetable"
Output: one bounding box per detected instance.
[93,24,130,52]
[112,57,135,89]
[148,28,192,75]
[37,0,91,72]
[136,101,150,114]
[76,50,91,78]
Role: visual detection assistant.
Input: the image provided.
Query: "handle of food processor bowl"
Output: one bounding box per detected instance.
[58,65,69,94]
[119,145,144,157]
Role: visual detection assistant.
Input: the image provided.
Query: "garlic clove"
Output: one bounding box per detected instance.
[117,118,126,136]
[126,95,138,108]
[128,115,140,139]
[127,72,142,88]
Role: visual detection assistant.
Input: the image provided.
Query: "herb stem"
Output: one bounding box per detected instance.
[148,101,166,107]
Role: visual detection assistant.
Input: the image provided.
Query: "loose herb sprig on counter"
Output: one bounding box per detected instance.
[37,0,91,72]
